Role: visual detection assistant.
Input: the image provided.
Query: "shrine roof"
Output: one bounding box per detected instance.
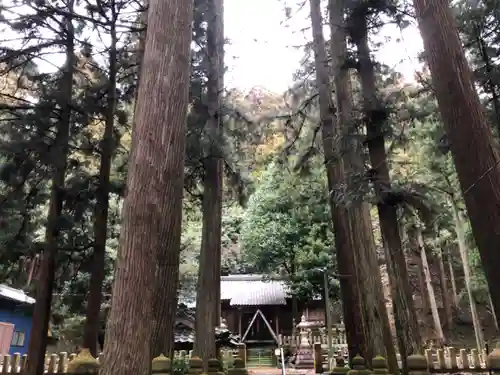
[0,284,35,304]
[174,303,240,346]
[221,274,289,306]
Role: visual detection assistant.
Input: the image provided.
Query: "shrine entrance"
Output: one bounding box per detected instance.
[241,309,279,344]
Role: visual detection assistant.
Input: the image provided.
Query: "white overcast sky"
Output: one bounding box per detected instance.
[1,0,424,93]
[224,0,424,92]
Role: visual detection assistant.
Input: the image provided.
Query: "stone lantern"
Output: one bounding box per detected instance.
[295,314,315,369]
[219,318,228,330]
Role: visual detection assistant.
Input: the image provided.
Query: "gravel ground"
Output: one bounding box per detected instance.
[248,368,317,375]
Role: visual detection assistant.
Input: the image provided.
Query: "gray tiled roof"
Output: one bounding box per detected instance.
[174,327,239,344]
[221,274,289,306]
[0,284,35,304]
[175,329,195,343]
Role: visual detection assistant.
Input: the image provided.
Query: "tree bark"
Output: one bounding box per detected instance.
[215,0,224,326]
[450,198,484,350]
[348,10,422,371]
[489,293,499,331]
[100,0,193,374]
[133,0,148,114]
[194,0,224,366]
[25,3,75,374]
[135,2,185,355]
[83,12,118,357]
[291,294,300,341]
[348,209,398,369]
[413,0,500,320]
[416,227,445,343]
[446,247,459,308]
[328,0,397,370]
[437,247,453,330]
[417,255,429,315]
[308,0,366,363]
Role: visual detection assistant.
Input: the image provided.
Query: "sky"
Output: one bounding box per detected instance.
[1,0,425,93]
[224,0,425,92]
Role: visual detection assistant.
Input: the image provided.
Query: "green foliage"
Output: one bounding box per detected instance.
[172,359,189,375]
[389,76,491,298]
[240,160,339,301]
[220,205,257,275]
[455,0,500,135]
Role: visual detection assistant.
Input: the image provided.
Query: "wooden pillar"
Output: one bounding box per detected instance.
[238,308,242,337]
[314,343,323,373]
[275,307,279,338]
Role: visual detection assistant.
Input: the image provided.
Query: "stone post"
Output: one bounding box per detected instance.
[407,353,430,375]
[188,356,204,375]
[11,353,20,374]
[351,355,370,375]
[237,344,247,366]
[58,352,68,373]
[67,348,100,373]
[314,343,323,373]
[207,358,224,375]
[372,356,388,375]
[2,354,11,374]
[487,342,500,373]
[152,354,172,375]
[20,354,27,372]
[47,353,58,373]
[331,356,349,374]
[228,358,248,375]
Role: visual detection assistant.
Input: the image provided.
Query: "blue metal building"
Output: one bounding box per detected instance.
[0,284,35,355]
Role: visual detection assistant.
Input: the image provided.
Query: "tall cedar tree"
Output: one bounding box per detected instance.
[194,0,224,365]
[450,199,485,349]
[457,4,500,136]
[328,0,397,370]
[149,0,186,356]
[347,5,422,369]
[26,2,76,374]
[413,0,500,319]
[82,1,119,355]
[308,0,367,361]
[100,0,193,374]
[437,246,453,330]
[132,0,147,113]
